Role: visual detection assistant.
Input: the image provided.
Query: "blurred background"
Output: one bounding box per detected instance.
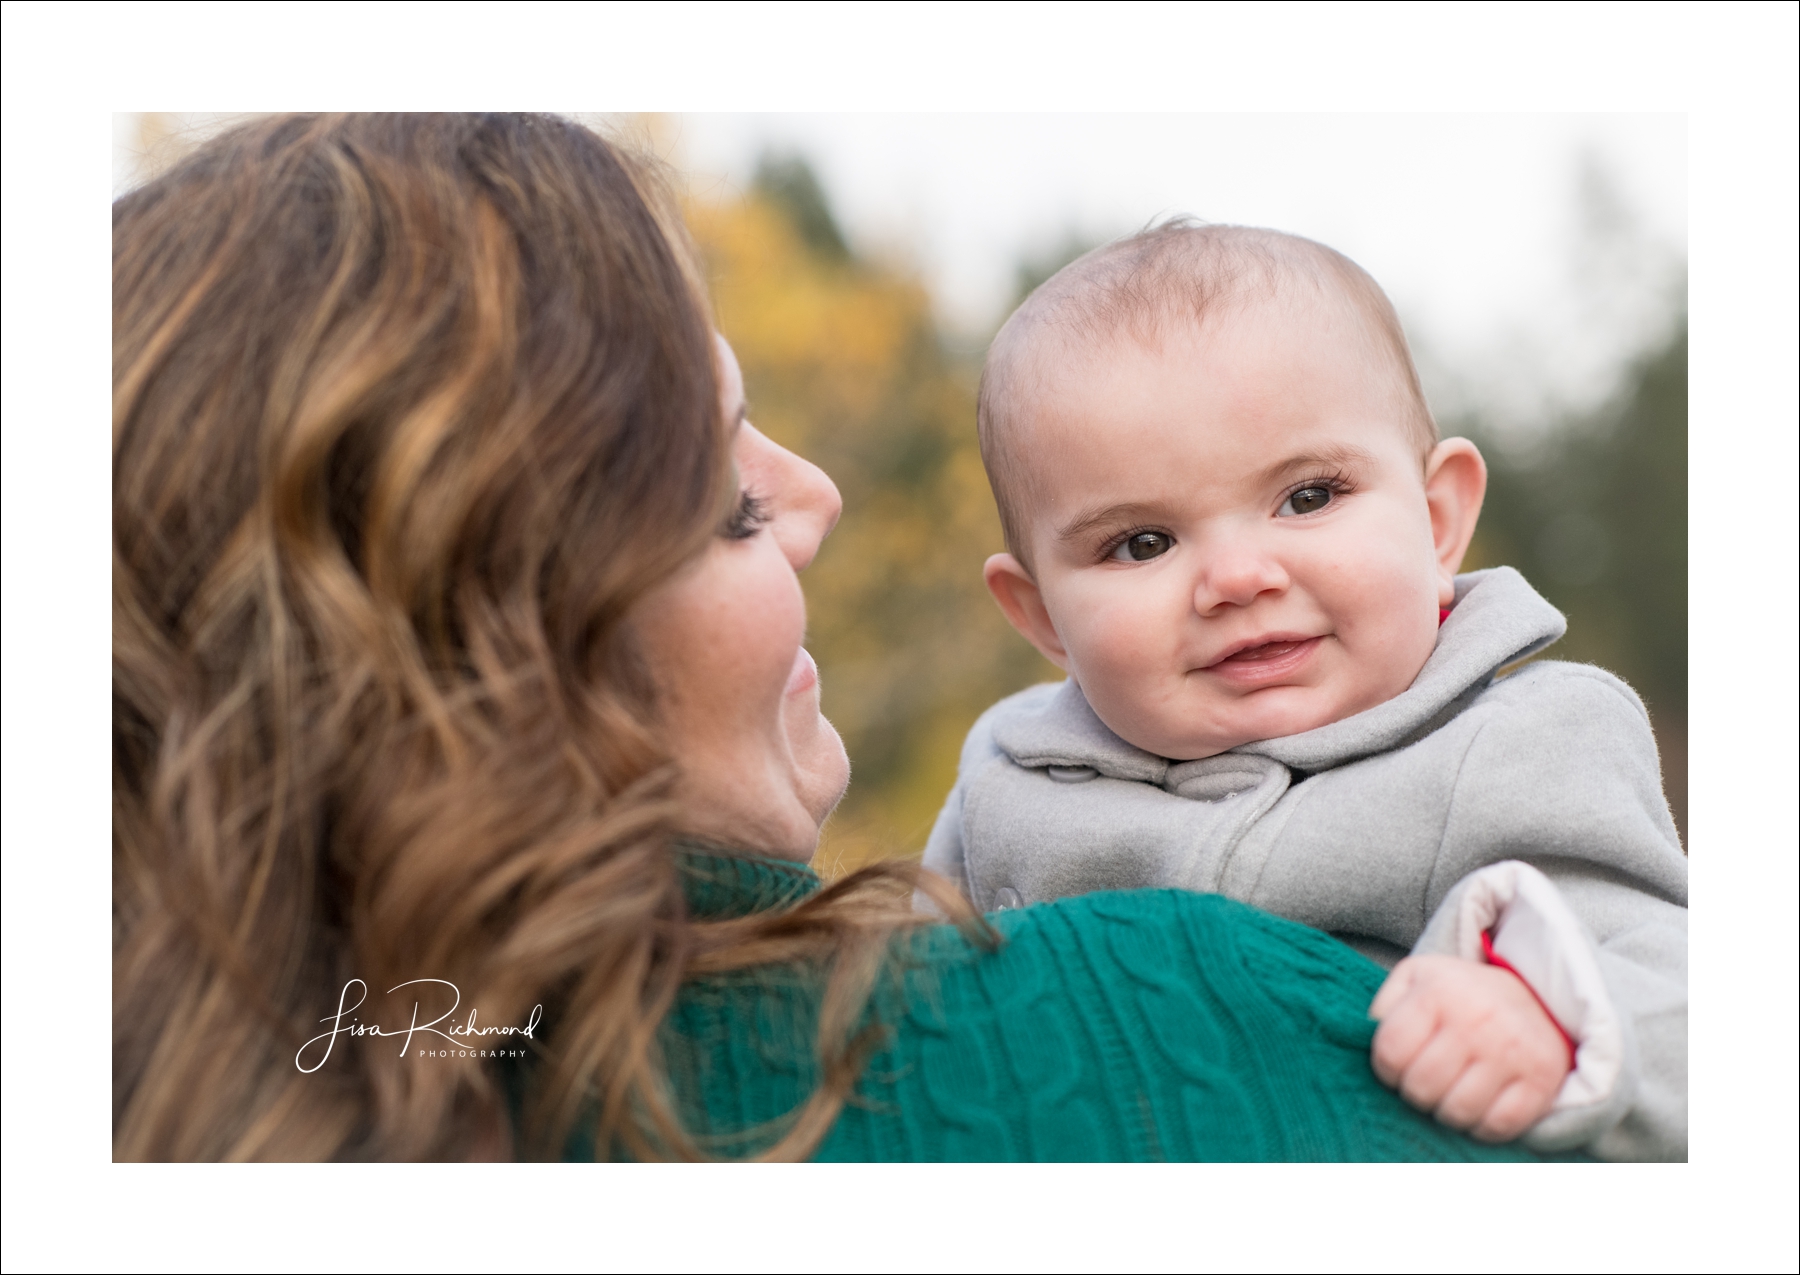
[116,113,1688,865]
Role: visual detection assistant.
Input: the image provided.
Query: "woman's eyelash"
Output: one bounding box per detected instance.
[723,490,770,540]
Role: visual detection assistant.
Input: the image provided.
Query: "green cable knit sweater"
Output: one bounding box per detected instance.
[559,851,1568,1161]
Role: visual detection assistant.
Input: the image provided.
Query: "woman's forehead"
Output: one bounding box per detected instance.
[714,333,747,410]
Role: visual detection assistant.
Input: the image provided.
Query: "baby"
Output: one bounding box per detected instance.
[924,222,1687,1160]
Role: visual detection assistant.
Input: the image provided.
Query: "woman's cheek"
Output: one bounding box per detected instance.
[746,545,808,695]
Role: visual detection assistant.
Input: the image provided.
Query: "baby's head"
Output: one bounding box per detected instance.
[979,221,1487,761]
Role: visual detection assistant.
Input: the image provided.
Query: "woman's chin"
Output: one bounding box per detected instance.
[797,722,852,830]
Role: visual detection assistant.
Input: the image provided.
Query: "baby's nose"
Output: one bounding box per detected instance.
[1194,546,1289,612]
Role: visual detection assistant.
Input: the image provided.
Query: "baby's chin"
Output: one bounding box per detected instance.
[1106,686,1361,761]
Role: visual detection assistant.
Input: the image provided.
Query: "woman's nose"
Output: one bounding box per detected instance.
[734,421,842,572]
[775,449,841,573]
[1193,541,1289,614]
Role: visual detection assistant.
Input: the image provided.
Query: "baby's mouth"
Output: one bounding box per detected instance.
[1200,634,1324,682]
[1216,638,1313,665]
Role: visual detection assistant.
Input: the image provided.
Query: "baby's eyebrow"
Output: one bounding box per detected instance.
[1257,443,1378,485]
[1055,500,1175,543]
[1054,444,1381,542]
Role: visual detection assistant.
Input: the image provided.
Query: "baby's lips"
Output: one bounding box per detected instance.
[1196,634,1326,686]
[1218,638,1310,664]
[1202,631,1322,668]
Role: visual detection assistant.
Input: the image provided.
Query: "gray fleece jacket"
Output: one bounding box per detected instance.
[923,567,1687,1160]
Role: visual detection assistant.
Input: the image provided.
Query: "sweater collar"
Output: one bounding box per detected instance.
[674,845,821,918]
[990,566,1566,780]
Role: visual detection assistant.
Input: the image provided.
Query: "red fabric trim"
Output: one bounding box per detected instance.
[1482,929,1578,1072]
[1439,606,1451,626]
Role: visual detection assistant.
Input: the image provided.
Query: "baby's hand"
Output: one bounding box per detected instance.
[1368,955,1570,1142]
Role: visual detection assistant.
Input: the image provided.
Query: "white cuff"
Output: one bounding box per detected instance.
[1414,861,1632,1137]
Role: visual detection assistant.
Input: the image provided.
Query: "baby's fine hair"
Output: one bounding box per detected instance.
[977,219,1439,567]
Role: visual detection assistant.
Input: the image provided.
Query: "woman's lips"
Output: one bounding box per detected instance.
[785,646,818,695]
[1200,635,1323,685]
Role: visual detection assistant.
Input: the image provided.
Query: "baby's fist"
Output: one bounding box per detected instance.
[1368,955,1569,1142]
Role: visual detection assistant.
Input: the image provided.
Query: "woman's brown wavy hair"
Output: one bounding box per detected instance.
[113,113,970,1162]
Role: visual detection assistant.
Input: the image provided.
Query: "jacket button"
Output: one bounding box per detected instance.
[993,887,1023,911]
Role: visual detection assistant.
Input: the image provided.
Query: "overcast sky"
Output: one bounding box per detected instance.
[116,112,1687,431]
[664,112,1685,428]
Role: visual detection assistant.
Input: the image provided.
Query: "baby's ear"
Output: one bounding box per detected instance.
[983,553,1069,670]
[1424,438,1488,603]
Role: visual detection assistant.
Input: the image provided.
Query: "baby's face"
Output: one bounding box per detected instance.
[997,298,1474,760]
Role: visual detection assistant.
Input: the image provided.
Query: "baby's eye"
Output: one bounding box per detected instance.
[1110,531,1173,562]
[1279,486,1334,517]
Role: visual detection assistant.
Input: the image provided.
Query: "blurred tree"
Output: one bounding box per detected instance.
[752,152,851,262]
[1010,232,1104,310]
[687,162,1058,874]
[1461,317,1688,843]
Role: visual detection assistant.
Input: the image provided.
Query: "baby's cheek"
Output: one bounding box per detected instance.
[1317,554,1439,702]
[1067,594,1170,682]
[1061,600,1181,729]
